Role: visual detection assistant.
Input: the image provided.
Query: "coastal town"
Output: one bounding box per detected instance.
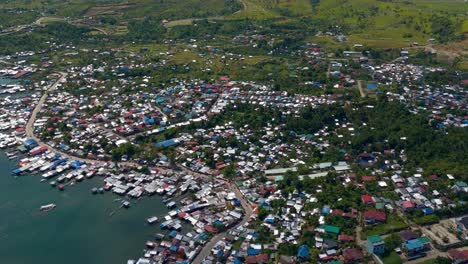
[0,1,467,263]
[0,36,466,264]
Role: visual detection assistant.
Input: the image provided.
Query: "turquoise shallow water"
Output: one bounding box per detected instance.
[0,152,168,264]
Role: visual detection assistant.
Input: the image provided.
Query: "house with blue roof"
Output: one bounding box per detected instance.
[404,237,431,259]
[297,244,310,259]
[367,235,385,255]
[422,207,433,215]
[247,248,260,256]
[155,139,179,148]
[264,214,275,224]
[322,205,331,215]
[24,138,38,149]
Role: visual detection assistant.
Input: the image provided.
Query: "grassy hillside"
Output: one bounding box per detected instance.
[0,0,466,53]
[0,0,242,24]
[237,0,467,47]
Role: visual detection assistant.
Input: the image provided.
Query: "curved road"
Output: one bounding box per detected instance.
[192,183,253,264]
[26,72,254,264]
[24,72,107,165]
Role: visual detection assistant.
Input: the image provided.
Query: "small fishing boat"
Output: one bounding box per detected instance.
[122,200,130,208]
[40,203,56,211]
[147,216,158,224]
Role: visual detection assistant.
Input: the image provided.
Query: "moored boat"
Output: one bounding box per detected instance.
[40,203,56,211]
[147,216,158,224]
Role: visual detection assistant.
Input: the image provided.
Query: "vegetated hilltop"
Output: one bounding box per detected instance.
[2,0,466,42]
[240,0,467,45]
[0,0,241,27]
[0,0,466,67]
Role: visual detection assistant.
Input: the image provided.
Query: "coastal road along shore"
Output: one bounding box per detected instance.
[24,72,105,165]
[24,72,256,264]
[25,72,67,141]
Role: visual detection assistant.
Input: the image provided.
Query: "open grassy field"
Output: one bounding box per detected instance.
[311,0,467,46]
[362,214,409,237]
[382,252,403,264]
[238,0,467,48]
[0,0,466,55]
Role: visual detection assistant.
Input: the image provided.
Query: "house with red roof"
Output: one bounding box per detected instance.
[401,200,416,212]
[448,248,468,264]
[338,234,354,242]
[331,209,344,216]
[246,254,269,264]
[204,224,218,234]
[363,210,387,225]
[343,247,364,263]
[362,176,376,182]
[361,194,374,205]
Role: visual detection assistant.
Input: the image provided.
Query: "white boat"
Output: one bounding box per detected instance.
[65,172,75,180]
[56,175,66,183]
[42,171,56,179]
[40,203,56,211]
[147,216,158,224]
[39,162,53,172]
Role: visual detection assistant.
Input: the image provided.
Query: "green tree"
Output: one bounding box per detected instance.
[384,233,402,251]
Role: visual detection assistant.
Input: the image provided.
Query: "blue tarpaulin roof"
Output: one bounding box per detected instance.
[155,139,179,148]
[247,248,260,256]
[24,138,37,147]
[169,230,178,237]
[170,245,179,252]
[298,245,310,258]
[70,160,84,169]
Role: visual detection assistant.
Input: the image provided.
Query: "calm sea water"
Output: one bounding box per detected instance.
[0,152,168,264]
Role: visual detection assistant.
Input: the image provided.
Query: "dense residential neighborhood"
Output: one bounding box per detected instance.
[0,38,466,264]
[0,0,466,263]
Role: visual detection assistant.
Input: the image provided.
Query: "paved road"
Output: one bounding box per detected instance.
[357,80,366,98]
[24,72,252,264]
[25,72,67,139]
[24,72,108,165]
[0,16,54,36]
[23,72,144,167]
[192,183,253,264]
